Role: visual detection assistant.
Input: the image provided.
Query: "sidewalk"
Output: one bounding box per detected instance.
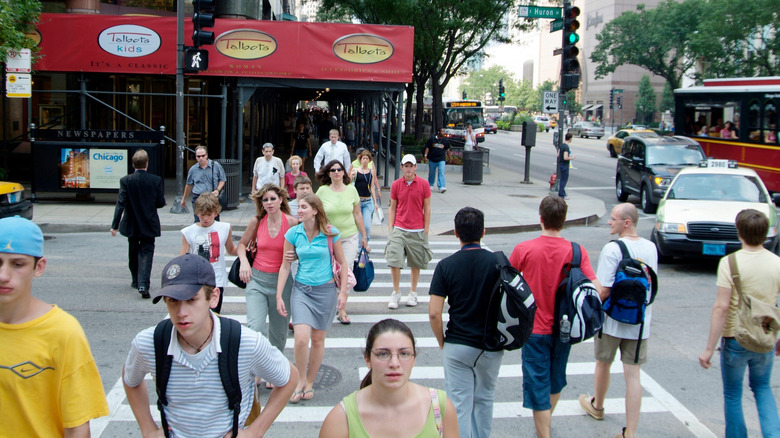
[30,163,605,235]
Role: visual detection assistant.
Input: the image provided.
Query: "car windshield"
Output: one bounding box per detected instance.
[646,145,704,166]
[666,174,768,202]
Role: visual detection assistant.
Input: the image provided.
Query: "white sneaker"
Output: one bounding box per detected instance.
[440,187,447,193]
[406,291,418,307]
[388,291,400,309]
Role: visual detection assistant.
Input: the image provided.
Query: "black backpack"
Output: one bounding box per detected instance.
[154,316,243,438]
[600,240,658,363]
[482,251,536,351]
[555,242,604,344]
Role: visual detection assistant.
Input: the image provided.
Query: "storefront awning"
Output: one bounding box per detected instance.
[580,104,593,111]
[591,104,603,110]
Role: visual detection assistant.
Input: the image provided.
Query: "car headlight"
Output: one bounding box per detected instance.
[656,221,687,234]
[653,177,671,187]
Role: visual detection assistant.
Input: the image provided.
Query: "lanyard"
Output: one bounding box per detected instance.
[461,243,481,250]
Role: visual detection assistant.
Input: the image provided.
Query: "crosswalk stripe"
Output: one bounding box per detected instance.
[212,313,447,325]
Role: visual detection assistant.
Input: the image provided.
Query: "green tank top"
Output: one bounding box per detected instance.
[341,388,446,437]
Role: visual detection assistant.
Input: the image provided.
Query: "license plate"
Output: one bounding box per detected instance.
[8,192,18,203]
[702,243,726,256]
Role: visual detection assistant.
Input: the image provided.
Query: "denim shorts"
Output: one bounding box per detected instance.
[521,333,572,411]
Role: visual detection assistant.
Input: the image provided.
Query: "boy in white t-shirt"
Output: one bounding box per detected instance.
[180,193,236,313]
[288,174,312,218]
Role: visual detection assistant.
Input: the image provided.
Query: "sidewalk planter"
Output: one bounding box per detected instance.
[510,124,523,132]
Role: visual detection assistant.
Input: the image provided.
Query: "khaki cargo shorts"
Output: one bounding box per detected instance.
[594,332,648,365]
[384,228,433,269]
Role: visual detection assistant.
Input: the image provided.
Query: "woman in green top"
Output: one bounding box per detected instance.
[319,319,459,438]
[316,159,369,325]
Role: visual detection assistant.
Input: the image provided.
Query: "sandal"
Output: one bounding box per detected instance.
[265,382,274,390]
[302,389,315,400]
[337,314,351,325]
[290,390,303,404]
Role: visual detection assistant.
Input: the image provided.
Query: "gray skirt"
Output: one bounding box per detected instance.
[290,280,338,331]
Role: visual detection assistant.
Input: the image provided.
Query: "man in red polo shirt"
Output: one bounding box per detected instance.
[386,154,433,309]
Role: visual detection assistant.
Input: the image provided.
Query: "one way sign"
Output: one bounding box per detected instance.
[543,91,558,114]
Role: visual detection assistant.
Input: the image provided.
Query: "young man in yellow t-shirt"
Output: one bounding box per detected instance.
[0,216,109,437]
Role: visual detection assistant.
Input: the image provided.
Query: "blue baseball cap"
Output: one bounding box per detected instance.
[153,254,216,304]
[0,216,44,258]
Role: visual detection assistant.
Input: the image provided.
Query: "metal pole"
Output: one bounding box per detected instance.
[220,83,227,158]
[171,0,187,213]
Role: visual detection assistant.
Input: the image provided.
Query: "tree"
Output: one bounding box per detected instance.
[459,66,511,104]
[0,0,42,63]
[689,0,780,78]
[589,0,705,90]
[659,82,674,114]
[635,75,656,124]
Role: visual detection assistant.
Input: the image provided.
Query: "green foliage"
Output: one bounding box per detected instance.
[0,0,42,64]
[460,66,513,104]
[496,120,511,130]
[635,75,657,124]
[659,83,674,114]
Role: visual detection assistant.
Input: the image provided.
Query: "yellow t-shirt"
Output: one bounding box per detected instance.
[0,306,109,436]
[716,248,780,337]
[316,184,360,237]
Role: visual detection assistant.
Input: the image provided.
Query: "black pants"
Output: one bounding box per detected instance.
[558,163,569,197]
[128,236,155,291]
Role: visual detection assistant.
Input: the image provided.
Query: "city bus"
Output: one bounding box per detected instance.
[443,100,485,145]
[674,77,780,192]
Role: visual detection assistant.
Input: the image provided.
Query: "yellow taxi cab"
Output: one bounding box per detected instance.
[606,129,658,157]
[651,160,780,262]
[0,181,33,220]
[550,119,557,129]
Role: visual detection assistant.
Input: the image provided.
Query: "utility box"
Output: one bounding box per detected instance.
[522,121,537,146]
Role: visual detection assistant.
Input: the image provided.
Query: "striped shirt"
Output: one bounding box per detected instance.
[124,312,291,437]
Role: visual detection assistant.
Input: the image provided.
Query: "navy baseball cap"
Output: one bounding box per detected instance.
[153,254,216,304]
[0,216,44,258]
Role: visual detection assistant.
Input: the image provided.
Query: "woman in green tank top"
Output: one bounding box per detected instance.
[319,319,459,437]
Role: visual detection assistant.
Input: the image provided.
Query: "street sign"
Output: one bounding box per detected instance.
[6,73,31,98]
[543,91,558,114]
[518,5,561,19]
[550,19,563,32]
[614,89,624,93]
[6,49,31,73]
[553,48,563,56]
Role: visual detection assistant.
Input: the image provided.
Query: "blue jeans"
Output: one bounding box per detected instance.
[720,337,780,438]
[557,163,569,197]
[359,198,374,243]
[428,160,446,190]
[443,343,503,438]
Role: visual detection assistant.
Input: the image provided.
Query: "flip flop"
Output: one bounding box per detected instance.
[290,390,303,404]
[302,389,315,400]
[265,382,274,390]
[337,314,351,325]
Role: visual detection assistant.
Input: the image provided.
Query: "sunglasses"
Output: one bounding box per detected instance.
[195,154,206,158]
[329,168,344,173]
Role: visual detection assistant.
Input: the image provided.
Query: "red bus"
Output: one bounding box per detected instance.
[674,77,780,192]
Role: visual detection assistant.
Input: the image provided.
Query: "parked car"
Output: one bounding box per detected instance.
[532,115,551,132]
[615,135,706,213]
[0,181,33,220]
[567,121,604,139]
[651,160,780,262]
[606,129,659,157]
[484,121,498,134]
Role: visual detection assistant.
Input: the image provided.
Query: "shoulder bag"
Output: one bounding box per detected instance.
[728,254,780,353]
[228,218,260,288]
[352,247,374,292]
[212,163,228,209]
[326,225,357,289]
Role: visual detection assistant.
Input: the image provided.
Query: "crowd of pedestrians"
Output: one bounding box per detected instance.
[3,114,780,437]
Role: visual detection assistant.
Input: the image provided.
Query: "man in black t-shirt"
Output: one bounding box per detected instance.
[424,128,451,193]
[557,132,575,199]
[429,207,503,438]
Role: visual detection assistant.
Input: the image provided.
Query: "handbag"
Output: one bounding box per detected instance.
[372,198,384,225]
[326,226,357,289]
[352,247,374,292]
[728,254,780,353]
[228,219,259,289]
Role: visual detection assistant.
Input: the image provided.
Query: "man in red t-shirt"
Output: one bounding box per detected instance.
[385,154,433,309]
[509,196,601,438]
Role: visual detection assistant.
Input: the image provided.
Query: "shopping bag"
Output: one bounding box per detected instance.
[372,198,384,225]
[353,247,375,292]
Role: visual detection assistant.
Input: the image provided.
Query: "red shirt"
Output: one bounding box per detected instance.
[253,215,291,273]
[509,235,597,335]
[390,176,431,230]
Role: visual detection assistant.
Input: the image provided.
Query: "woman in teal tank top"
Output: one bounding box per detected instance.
[319,319,459,437]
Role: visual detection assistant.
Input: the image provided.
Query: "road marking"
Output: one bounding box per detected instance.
[640,370,716,437]
[568,186,615,191]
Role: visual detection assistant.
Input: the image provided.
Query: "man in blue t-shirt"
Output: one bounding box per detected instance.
[429,207,503,438]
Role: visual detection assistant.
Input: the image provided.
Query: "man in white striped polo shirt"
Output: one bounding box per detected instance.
[123,254,299,437]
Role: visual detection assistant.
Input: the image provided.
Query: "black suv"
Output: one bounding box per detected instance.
[615,136,706,213]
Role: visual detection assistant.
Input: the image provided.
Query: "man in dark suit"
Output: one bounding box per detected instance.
[111,149,166,299]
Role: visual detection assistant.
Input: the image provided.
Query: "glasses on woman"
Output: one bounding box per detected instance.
[262,196,279,203]
[371,349,415,362]
[329,168,344,173]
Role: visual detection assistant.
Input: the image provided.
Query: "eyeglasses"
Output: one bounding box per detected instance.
[371,349,415,362]
[195,154,206,158]
[262,197,278,203]
[329,168,344,173]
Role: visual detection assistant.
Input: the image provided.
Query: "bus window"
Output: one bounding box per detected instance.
[764,100,777,144]
[748,99,761,141]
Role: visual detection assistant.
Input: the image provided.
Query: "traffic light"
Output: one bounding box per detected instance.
[560,1,581,93]
[184,48,209,72]
[561,91,568,107]
[617,96,623,109]
[609,88,614,109]
[192,0,215,47]
[462,90,467,100]
[498,79,506,102]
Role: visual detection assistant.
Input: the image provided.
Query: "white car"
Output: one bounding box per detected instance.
[532,116,551,132]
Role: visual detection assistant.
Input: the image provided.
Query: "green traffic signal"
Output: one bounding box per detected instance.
[567,32,579,44]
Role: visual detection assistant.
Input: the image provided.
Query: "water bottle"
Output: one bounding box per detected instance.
[560,315,571,343]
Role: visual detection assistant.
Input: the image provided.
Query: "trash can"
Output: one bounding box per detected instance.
[462,150,484,185]
[216,159,240,210]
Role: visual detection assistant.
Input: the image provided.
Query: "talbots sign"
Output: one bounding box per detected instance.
[98,25,161,58]
[332,34,393,64]
[216,30,277,60]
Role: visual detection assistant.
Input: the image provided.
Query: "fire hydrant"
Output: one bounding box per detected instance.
[548,172,557,189]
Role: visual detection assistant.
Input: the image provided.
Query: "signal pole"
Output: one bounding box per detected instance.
[555,0,580,193]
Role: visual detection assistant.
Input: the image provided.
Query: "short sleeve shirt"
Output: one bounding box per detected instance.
[253,156,285,189]
[317,185,360,237]
[186,160,226,195]
[285,224,341,285]
[558,143,570,165]
[390,176,431,230]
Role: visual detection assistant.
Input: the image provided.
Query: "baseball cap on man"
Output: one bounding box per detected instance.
[0,216,44,258]
[401,154,417,165]
[153,254,216,304]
